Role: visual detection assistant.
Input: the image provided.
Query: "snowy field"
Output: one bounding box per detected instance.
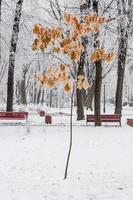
[0,108,133,200]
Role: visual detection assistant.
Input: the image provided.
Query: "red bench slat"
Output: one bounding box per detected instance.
[86,114,121,126]
[0,112,28,120]
[127,119,133,127]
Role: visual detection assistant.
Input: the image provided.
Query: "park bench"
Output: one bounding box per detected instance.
[127,119,133,127]
[0,112,28,124]
[38,111,52,124]
[86,114,121,126]
[38,111,45,117]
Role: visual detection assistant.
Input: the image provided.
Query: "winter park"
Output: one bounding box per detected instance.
[0,0,133,200]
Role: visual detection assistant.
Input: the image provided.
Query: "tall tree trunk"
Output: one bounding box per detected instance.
[86,82,95,111]
[15,80,21,104]
[94,61,102,126]
[36,88,41,104]
[41,89,45,105]
[0,0,2,68]
[115,32,128,114]
[49,89,53,108]
[115,0,129,114]
[93,0,102,126]
[77,0,91,120]
[21,79,27,105]
[33,83,37,104]
[20,65,29,105]
[6,0,23,111]
[77,51,86,120]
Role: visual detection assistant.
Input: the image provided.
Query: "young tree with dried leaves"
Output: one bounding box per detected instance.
[32,12,113,178]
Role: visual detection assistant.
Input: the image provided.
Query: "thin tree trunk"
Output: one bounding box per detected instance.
[49,89,53,108]
[20,65,29,105]
[15,80,21,104]
[41,89,45,105]
[6,0,23,111]
[64,85,75,179]
[34,85,37,104]
[37,88,41,104]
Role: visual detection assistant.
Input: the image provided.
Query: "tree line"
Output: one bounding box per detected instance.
[0,0,133,126]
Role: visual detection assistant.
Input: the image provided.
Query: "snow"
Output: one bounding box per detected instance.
[0,110,133,200]
[1,0,133,199]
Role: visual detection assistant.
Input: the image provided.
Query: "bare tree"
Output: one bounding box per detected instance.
[20,63,30,105]
[0,0,2,67]
[6,0,24,111]
[115,0,133,114]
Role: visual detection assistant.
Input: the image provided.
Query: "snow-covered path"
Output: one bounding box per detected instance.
[0,125,133,200]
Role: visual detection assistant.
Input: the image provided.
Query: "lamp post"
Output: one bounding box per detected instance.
[103,83,106,113]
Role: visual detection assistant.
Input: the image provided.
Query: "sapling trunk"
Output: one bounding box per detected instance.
[64,85,75,179]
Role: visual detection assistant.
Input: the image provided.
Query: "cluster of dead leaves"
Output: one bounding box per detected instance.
[35,64,91,92]
[77,75,91,90]
[89,48,114,63]
[64,12,106,36]
[60,38,84,61]
[35,64,73,93]
[32,12,107,61]
[32,24,63,51]
[60,12,107,61]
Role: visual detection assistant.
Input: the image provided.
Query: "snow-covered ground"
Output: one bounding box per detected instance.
[0,107,133,200]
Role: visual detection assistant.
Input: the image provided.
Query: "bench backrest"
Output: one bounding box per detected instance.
[0,112,28,119]
[86,114,121,122]
[86,115,95,121]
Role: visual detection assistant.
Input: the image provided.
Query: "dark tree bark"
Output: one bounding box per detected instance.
[76,0,91,120]
[36,88,41,104]
[94,61,102,126]
[115,32,128,114]
[41,89,45,105]
[0,0,2,67]
[0,0,1,21]
[93,0,102,126]
[29,84,34,104]
[20,65,29,105]
[15,80,21,104]
[49,89,53,108]
[6,0,24,111]
[115,0,130,114]
[77,51,86,120]
[86,82,95,111]
[21,80,27,105]
[33,83,37,104]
